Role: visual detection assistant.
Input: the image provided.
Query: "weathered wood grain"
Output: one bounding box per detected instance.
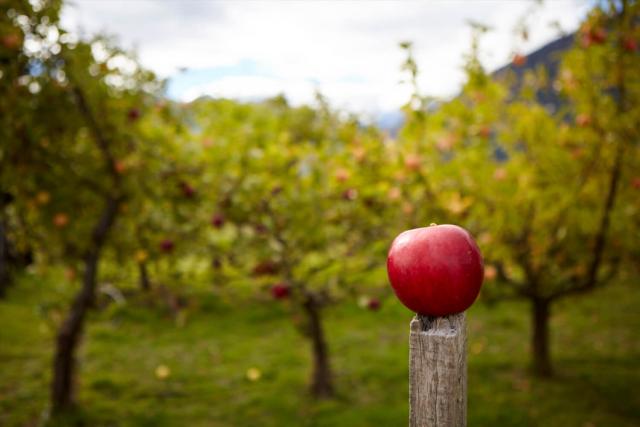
[409,313,466,427]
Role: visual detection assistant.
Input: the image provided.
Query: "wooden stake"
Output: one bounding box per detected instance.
[409,312,466,427]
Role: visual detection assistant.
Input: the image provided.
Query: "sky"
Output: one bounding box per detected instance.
[60,1,592,117]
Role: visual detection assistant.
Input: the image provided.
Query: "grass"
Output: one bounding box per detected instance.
[0,271,639,426]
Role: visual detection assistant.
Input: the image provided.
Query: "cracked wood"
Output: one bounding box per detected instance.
[409,313,466,427]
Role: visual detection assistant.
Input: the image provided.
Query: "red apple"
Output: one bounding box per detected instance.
[576,113,591,128]
[580,33,592,48]
[436,134,455,152]
[127,108,140,122]
[114,160,127,174]
[484,265,497,281]
[179,181,195,198]
[342,188,358,201]
[335,168,350,183]
[387,224,484,316]
[252,260,278,277]
[254,223,268,235]
[571,147,584,159]
[367,298,381,311]
[404,154,421,171]
[64,267,77,281]
[476,125,491,139]
[53,213,69,228]
[632,177,640,189]
[622,36,638,52]
[271,282,290,299]
[352,146,366,162]
[160,239,174,253]
[1,33,21,50]
[211,213,225,228]
[512,53,526,67]
[493,168,507,181]
[470,91,485,103]
[591,27,606,44]
[388,187,402,201]
[581,26,606,47]
[402,202,414,215]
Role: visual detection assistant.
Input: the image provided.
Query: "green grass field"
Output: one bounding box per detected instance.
[1,272,639,426]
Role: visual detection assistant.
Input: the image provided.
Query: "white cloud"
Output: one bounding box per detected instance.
[61,0,590,114]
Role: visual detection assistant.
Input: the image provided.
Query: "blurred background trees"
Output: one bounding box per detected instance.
[0,0,638,425]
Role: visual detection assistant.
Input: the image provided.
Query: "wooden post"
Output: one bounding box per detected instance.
[409,312,466,427]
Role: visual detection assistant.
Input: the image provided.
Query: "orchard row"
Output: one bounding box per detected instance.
[1,0,638,416]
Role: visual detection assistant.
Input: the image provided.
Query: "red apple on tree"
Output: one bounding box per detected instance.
[388,187,402,201]
[493,167,507,181]
[404,154,421,171]
[484,265,497,281]
[581,25,606,47]
[160,239,174,253]
[352,146,366,163]
[127,108,141,122]
[590,27,607,44]
[211,213,225,228]
[252,260,278,277]
[476,125,491,139]
[64,267,77,281]
[512,53,526,67]
[179,181,195,198]
[576,113,592,128]
[53,213,69,228]
[254,223,268,235]
[622,36,637,52]
[271,282,290,299]
[387,224,484,317]
[342,188,358,201]
[335,168,350,183]
[114,160,127,174]
[1,33,21,50]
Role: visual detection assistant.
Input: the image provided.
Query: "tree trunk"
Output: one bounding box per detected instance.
[531,298,552,377]
[138,261,151,292]
[51,196,119,414]
[302,296,334,398]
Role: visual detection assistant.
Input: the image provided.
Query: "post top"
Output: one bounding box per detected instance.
[410,312,465,336]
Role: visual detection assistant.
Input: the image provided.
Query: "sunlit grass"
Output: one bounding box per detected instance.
[0,272,638,426]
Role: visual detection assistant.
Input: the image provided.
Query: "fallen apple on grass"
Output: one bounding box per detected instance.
[367,298,381,311]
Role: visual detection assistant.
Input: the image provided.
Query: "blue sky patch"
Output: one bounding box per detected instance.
[167,59,270,99]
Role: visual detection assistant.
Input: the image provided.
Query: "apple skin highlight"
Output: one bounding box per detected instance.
[387,224,484,317]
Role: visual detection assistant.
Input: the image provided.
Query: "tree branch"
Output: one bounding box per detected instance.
[550,2,629,300]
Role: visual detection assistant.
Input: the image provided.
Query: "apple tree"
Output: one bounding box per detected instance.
[1,0,169,413]
[192,94,397,397]
[403,2,639,376]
